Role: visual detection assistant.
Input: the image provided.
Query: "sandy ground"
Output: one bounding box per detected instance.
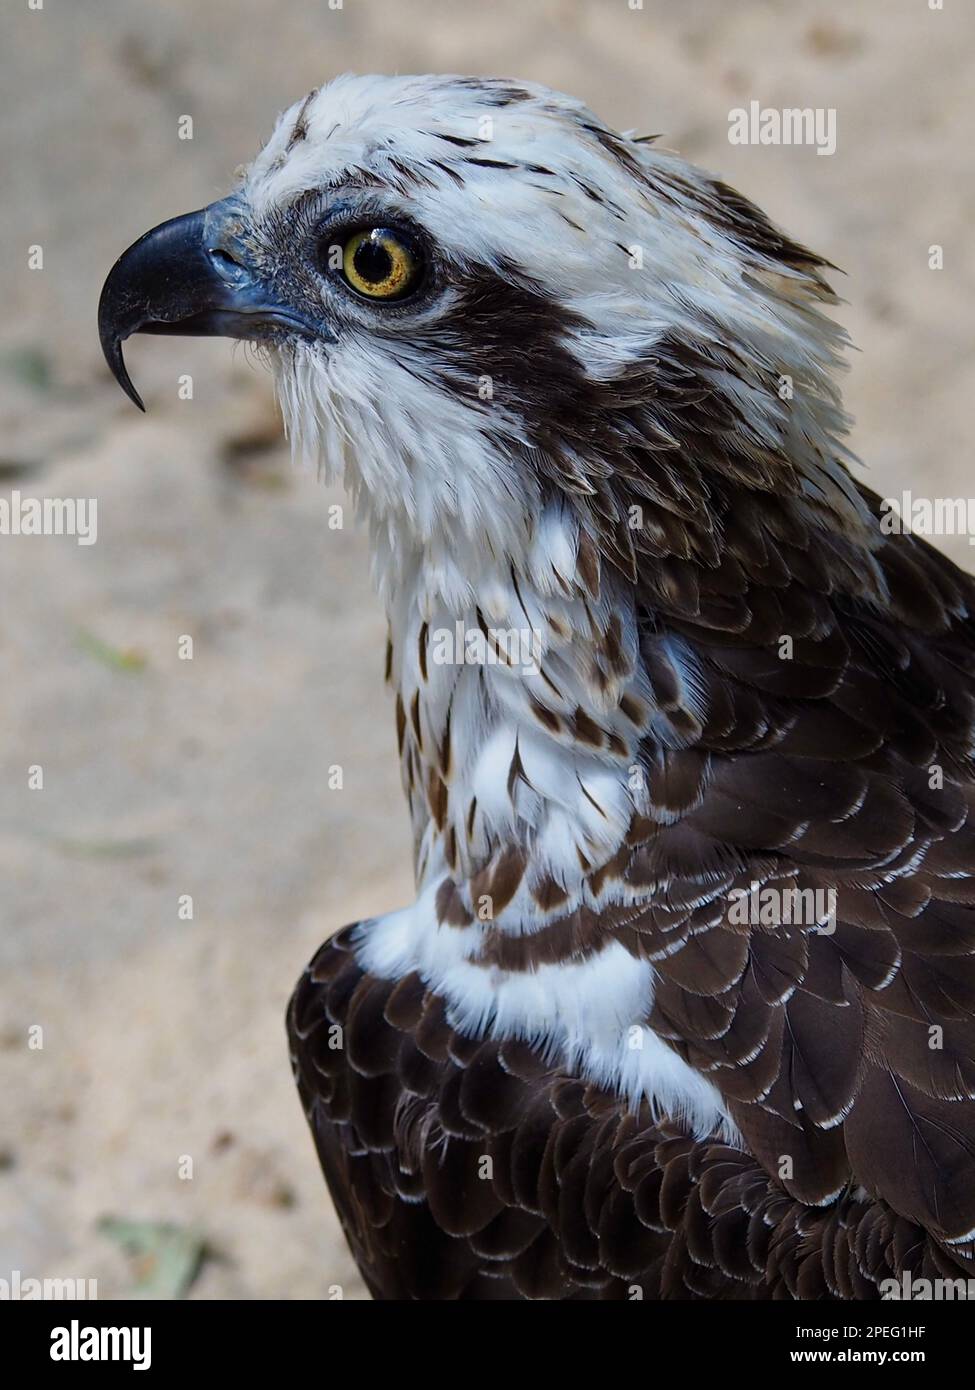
[1,0,973,1299]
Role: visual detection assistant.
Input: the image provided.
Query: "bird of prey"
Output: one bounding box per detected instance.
[100,74,975,1301]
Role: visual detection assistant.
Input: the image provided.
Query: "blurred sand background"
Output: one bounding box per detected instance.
[0,0,972,1299]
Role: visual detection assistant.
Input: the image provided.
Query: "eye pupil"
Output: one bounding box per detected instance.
[353,238,393,284]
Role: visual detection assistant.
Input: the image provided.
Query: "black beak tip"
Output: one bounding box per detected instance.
[103,336,146,413]
[98,275,147,412]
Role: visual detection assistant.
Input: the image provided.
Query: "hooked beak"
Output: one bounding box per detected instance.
[98,197,329,411]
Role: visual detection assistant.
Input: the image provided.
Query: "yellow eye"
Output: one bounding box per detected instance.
[341,227,420,300]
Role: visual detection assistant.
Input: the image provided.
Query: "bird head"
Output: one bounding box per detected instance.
[100,74,867,601]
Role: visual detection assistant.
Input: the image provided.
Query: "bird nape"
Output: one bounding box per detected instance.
[99,74,975,1301]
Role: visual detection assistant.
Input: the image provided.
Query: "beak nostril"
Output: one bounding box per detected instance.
[209,245,247,277]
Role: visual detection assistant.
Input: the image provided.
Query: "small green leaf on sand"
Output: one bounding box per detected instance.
[1,346,54,392]
[77,629,147,673]
[98,1217,208,1300]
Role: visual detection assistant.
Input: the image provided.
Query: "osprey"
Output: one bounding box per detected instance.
[100,74,975,1300]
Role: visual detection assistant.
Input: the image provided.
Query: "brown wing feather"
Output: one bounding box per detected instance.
[288,928,975,1298]
[616,475,975,1245]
